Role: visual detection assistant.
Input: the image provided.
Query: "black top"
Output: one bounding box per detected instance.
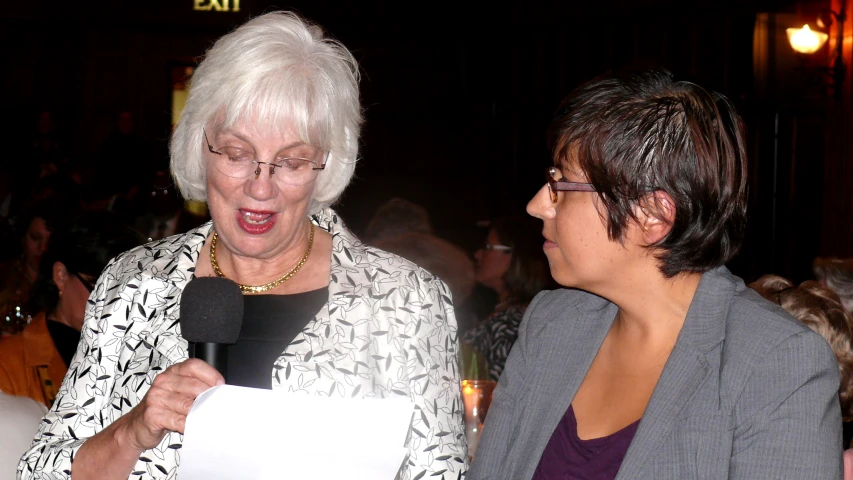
[226,287,328,389]
[46,318,82,368]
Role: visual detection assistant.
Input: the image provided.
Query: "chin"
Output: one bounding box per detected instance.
[235,238,280,258]
[547,268,575,288]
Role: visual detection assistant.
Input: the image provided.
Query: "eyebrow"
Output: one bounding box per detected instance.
[215,129,311,152]
[555,160,587,181]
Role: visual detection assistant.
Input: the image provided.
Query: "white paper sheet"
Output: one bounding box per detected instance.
[179,385,413,480]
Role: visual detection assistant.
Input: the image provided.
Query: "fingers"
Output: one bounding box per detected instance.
[146,359,224,416]
[150,370,217,402]
[123,359,224,450]
[140,399,189,435]
[168,358,225,388]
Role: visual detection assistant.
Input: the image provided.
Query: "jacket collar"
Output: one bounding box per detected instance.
[137,208,355,363]
[133,221,211,362]
[511,267,735,479]
[511,292,616,479]
[617,266,735,479]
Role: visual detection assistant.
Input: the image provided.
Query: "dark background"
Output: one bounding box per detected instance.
[0,0,849,283]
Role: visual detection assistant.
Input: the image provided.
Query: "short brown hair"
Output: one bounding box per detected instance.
[750,275,853,421]
[548,69,748,277]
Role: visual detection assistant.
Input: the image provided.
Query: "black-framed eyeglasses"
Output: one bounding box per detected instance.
[546,166,596,203]
[72,271,96,292]
[203,128,329,186]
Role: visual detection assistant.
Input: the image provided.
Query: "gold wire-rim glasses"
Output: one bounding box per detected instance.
[203,128,328,184]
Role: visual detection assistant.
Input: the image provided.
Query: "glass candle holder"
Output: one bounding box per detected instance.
[461,379,497,460]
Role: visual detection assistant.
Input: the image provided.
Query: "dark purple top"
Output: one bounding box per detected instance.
[532,405,641,480]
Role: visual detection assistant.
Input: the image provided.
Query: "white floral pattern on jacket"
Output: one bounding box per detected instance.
[19,208,468,480]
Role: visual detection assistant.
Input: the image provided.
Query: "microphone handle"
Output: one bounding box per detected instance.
[192,342,228,383]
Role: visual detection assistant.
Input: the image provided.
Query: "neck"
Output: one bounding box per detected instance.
[49,306,74,329]
[213,221,312,288]
[602,267,703,345]
[25,263,39,284]
[497,287,511,305]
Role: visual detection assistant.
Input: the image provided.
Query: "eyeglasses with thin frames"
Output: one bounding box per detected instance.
[203,128,328,186]
[546,166,596,203]
[482,243,513,253]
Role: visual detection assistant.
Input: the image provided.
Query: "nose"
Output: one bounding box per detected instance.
[244,167,278,201]
[39,235,51,253]
[474,248,484,263]
[527,184,554,220]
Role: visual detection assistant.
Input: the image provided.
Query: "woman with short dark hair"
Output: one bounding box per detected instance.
[469,70,841,479]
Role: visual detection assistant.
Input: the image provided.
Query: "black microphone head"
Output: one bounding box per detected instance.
[180,277,244,344]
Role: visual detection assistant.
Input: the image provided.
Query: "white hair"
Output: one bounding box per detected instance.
[170,11,362,212]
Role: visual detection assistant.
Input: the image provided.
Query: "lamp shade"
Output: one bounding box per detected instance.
[787,24,829,54]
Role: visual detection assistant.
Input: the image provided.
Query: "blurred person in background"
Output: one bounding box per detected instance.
[463,216,552,381]
[365,197,478,327]
[469,70,841,479]
[0,172,14,263]
[30,111,67,178]
[0,171,82,267]
[750,275,853,477]
[0,201,71,335]
[27,173,83,206]
[133,170,209,242]
[363,197,434,244]
[18,111,72,189]
[814,257,853,315]
[20,12,466,480]
[0,213,142,407]
[92,111,158,220]
[373,231,476,307]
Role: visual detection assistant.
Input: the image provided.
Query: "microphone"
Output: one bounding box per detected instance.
[179,277,244,382]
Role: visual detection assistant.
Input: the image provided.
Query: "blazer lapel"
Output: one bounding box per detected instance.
[616,267,733,480]
[615,339,709,479]
[513,294,618,479]
[137,223,212,364]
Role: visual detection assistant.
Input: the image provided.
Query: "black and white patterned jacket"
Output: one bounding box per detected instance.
[19,208,468,480]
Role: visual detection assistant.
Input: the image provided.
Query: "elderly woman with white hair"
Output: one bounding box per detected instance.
[19,12,466,480]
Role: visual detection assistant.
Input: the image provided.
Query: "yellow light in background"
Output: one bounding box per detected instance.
[171,89,188,127]
[787,24,829,54]
[171,66,194,129]
[185,200,209,217]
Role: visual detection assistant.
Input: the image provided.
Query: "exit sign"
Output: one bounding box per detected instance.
[194,0,240,11]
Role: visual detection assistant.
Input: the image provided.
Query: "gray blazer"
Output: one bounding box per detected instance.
[468,267,842,479]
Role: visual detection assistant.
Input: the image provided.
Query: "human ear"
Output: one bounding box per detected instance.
[636,190,675,244]
[52,261,68,294]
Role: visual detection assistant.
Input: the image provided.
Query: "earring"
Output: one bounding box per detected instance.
[58,290,63,297]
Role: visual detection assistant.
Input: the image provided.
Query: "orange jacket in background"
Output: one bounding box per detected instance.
[0,312,66,407]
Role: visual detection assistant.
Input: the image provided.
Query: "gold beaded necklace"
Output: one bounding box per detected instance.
[209,222,315,294]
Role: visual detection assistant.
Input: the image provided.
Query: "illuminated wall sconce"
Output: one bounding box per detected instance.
[787,25,829,54]
[787,8,846,99]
